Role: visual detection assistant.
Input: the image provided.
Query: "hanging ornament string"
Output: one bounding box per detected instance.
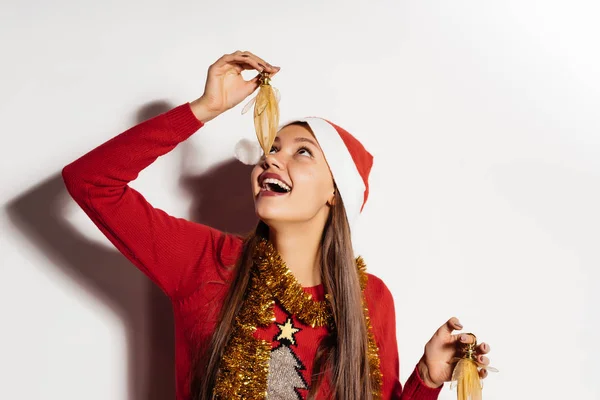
[213,238,382,399]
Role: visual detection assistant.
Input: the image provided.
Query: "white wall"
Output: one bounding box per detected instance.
[2,1,599,399]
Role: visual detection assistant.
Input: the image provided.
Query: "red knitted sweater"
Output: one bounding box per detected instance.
[62,103,442,400]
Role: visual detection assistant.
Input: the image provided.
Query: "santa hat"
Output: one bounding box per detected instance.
[234,117,373,234]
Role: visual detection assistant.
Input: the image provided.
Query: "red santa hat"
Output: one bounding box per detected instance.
[235,117,373,233]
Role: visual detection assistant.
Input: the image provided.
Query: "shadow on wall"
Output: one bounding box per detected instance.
[6,100,257,400]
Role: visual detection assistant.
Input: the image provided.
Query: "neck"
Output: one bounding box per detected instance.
[268,222,323,287]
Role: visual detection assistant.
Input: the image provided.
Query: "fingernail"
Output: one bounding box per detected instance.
[461,334,468,342]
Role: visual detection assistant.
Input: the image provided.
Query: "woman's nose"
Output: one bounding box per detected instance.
[263,153,283,170]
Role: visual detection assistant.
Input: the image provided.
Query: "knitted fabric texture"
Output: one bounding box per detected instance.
[62,102,443,400]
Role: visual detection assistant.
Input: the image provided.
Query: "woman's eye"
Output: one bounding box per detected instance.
[269,146,278,154]
[297,147,312,157]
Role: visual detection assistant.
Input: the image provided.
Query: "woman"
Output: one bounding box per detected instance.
[62,51,492,399]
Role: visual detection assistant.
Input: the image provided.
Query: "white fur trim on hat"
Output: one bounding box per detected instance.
[234,138,263,165]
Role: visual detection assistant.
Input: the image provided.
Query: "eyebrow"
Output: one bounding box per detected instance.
[274,136,320,148]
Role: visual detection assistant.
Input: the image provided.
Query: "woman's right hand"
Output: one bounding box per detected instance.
[190,51,280,123]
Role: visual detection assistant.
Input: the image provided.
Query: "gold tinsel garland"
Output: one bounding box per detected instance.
[213,239,383,399]
[357,256,384,398]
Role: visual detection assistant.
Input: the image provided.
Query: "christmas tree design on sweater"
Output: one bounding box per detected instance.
[266,317,308,399]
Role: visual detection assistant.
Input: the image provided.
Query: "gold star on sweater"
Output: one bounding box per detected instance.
[276,318,301,345]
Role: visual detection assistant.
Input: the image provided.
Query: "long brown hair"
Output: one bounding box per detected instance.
[191,174,372,400]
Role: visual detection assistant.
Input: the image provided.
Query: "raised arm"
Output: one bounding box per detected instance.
[62,51,280,300]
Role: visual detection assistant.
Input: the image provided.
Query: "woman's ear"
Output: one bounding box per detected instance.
[326,189,336,206]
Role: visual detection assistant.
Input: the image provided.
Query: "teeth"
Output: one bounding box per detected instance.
[262,178,291,192]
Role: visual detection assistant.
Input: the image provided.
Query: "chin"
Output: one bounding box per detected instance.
[255,204,287,224]
[256,206,327,232]
[254,202,297,224]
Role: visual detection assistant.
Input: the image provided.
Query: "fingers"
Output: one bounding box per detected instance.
[452,333,477,345]
[449,317,463,331]
[214,50,279,74]
[477,342,490,355]
[231,62,259,74]
[439,317,489,350]
[235,50,277,72]
[477,355,490,379]
[437,316,492,380]
[436,317,463,338]
[224,54,264,72]
[455,337,492,374]
[451,336,491,357]
[245,73,262,92]
[433,317,477,347]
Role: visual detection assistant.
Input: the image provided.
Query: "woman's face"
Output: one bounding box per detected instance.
[250,123,335,226]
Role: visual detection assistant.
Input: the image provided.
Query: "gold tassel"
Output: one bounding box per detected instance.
[242,72,280,155]
[452,359,481,400]
[450,333,497,400]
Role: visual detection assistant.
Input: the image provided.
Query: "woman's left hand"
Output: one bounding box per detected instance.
[416,317,492,388]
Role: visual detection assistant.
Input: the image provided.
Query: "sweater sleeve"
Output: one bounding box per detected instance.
[399,365,443,400]
[366,275,443,400]
[62,103,243,301]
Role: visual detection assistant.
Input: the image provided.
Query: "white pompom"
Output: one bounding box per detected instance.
[234,139,263,165]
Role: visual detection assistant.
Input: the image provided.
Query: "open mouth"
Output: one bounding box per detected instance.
[261,178,292,194]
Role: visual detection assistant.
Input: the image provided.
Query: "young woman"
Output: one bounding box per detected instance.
[62,51,492,400]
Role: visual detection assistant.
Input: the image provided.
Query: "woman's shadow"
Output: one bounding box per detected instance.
[6,101,257,400]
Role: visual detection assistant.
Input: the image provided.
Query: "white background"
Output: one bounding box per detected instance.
[1,1,599,399]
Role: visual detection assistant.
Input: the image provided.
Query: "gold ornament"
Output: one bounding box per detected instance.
[242,71,281,156]
[213,238,383,399]
[450,333,498,400]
